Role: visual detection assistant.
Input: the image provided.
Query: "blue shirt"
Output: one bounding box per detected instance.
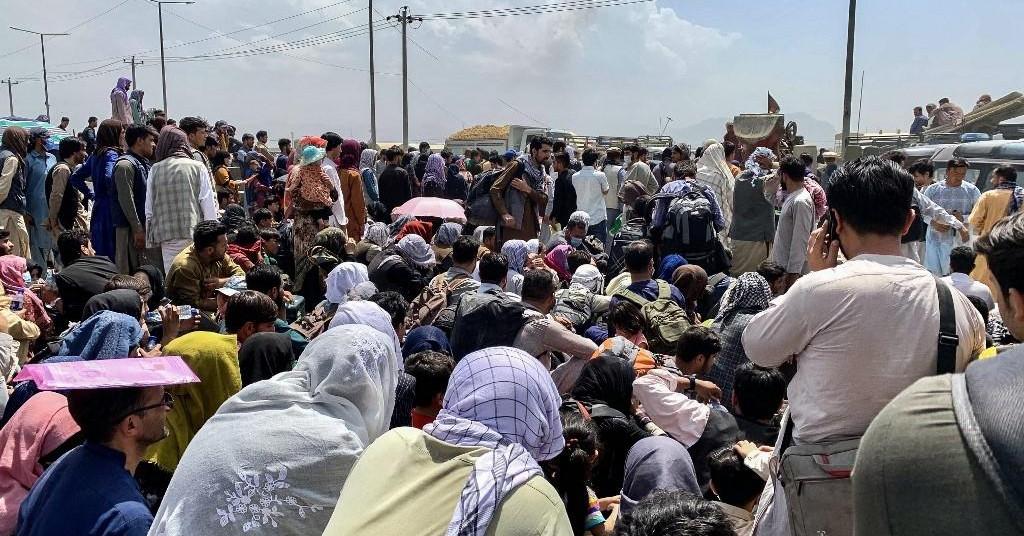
[910,115,929,135]
[25,150,56,222]
[17,442,153,536]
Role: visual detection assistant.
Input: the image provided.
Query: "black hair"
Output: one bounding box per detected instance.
[826,156,914,237]
[947,158,969,169]
[522,269,559,301]
[799,153,814,167]
[57,228,90,265]
[369,291,409,332]
[778,156,806,182]
[675,325,721,363]
[708,447,765,508]
[616,490,735,536]
[177,116,209,135]
[234,224,260,247]
[993,165,1018,184]
[552,140,567,153]
[203,135,219,149]
[624,240,655,272]
[966,295,990,325]
[104,274,151,306]
[939,97,950,105]
[481,226,496,243]
[259,228,281,243]
[58,136,85,160]
[278,138,291,151]
[125,125,158,148]
[882,150,906,166]
[246,264,283,295]
[452,235,480,265]
[28,264,44,278]
[756,260,786,285]
[722,141,736,159]
[321,132,343,151]
[440,149,452,160]
[581,149,600,167]
[385,147,403,161]
[419,141,431,151]
[405,350,455,407]
[672,143,691,160]
[252,208,273,226]
[949,245,976,274]
[478,252,509,285]
[566,249,592,276]
[609,300,644,335]
[60,116,69,122]
[193,220,227,250]
[914,105,923,113]
[256,130,267,139]
[732,362,786,420]
[674,164,697,179]
[545,409,599,536]
[224,291,278,333]
[662,147,674,160]
[241,133,255,142]
[211,150,231,169]
[217,189,232,203]
[530,136,554,152]
[975,211,1024,298]
[634,195,654,226]
[553,152,571,168]
[906,158,934,177]
[88,116,98,123]
[66,387,147,443]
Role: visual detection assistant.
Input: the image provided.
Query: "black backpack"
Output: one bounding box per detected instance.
[902,204,927,243]
[609,217,647,275]
[465,169,503,226]
[662,188,717,253]
[449,291,530,360]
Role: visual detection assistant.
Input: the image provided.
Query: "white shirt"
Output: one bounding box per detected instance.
[320,158,348,227]
[943,272,994,310]
[571,166,609,225]
[631,368,710,447]
[742,254,986,443]
[602,164,623,210]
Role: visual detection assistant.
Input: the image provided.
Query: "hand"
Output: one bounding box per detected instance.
[158,304,180,340]
[932,221,950,233]
[203,277,226,291]
[23,214,33,226]
[807,219,839,272]
[133,229,146,250]
[501,214,515,227]
[553,315,574,331]
[695,379,722,403]
[958,227,969,242]
[282,290,294,303]
[735,440,759,459]
[510,178,532,194]
[29,283,44,294]
[597,496,620,511]
[138,344,163,358]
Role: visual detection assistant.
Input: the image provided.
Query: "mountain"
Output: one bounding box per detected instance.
[672,112,838,149]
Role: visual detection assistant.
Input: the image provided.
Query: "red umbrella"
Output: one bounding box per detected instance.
[391,197,466,222]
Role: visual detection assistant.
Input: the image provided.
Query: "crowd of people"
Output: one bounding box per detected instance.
[0,76,1022,535]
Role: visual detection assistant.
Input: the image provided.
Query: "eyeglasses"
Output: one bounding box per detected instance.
[113,391,174,423]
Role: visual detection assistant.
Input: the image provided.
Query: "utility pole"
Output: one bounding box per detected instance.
[387,7,421,150]
[150,0,194,115]
[10,27,69,121]
[368,0,377,147]
[2,78,19,116]
[840,0,857,157]
[123,56,144,88]
[856,70,865,136]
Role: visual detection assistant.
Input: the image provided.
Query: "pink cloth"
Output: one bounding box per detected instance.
[544,244,574,282]
[632,368,710,447]
[0,392,80,534]
[0,255,50,333]
[14,356,200,390]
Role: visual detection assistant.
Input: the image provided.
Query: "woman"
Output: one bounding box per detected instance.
[211,150,242,192]
[421,153,446,198]
[500,239,528,296]
[149,325,397,536]
[294,227,347,306]
[58,309,142,360]
[395,219,434,242]
[707,272,773,407]
[544,243,574,283]
[671,264,709,324]
[0,392,82,535]
[322,346,571,535]
[443,159,468,202]
[85,119,124,262]
[110,77,132,125]
[656,254,687,281]
[368,234,434,302]
[571,355,650,499]
[147,330,241,472]
[401,325,451,360]
[339,139,367,239]
[696,142,735,234]
[286,144,338,263]
[359,148,380,205]
[355,222,388,264]
[0,255,50,334]
[324,261,370,306]
[619,436,701,518]
[430,222,462,275]
[237,332,294,386]
[0,127,31,259]
[327,300,402,362]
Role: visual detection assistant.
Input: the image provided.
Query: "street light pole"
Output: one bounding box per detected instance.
[386,7,421,150]
[840,0,857,157]
[10,27,69,120]
[368,0,377,147]
[149,0,194,115]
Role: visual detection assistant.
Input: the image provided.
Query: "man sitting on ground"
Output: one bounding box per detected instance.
[165,220,244,312]
[708,446,766,536]
[54,229,119,322]
[404,350,455,429]
[245,264,307,355]
[943,245,994,310]
[222,290,279,345]
[730,362,785,445]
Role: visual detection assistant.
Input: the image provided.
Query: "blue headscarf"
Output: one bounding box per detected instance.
[402,326,452,360]
[58,310,143,360]
[501,240,529,274]
[656,254,688,281]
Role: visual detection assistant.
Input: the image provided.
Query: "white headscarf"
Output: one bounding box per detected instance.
[148,325,398,536]
[424,346,564,536]
[328,301,402,369]
[570,264,604,294]
[324,262,369,304]
[696,142,735,227]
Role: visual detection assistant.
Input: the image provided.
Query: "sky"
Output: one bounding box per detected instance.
[1,0,1021,148]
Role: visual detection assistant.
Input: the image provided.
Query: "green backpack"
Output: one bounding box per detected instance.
[616,280,692,354]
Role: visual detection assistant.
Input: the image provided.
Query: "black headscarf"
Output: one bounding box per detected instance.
[237,332,294,386]
[571,356,636,416]
[221,204,248,234]
[134,264,165,310]
[82,289,143,321]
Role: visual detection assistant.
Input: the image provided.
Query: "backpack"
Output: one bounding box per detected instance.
[465,169,503,226]
[552,285,595,332]
[449,291,530,360]
[289,300,335,340]
[615,280,692,354]
[609,217,646,276]
[406,272,476,329]
[901,203,927,243]
[662,188,716,253]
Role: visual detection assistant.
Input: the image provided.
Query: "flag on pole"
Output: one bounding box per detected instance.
[768,92,781,113]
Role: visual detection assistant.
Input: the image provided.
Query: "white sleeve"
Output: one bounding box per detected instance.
[144,166,154,221]
[632,369,709,447]
[323,164,347,226]
[197,166,218,221]
[599,171,609,194]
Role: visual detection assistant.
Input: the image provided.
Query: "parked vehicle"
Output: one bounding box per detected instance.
[929,140,1024,191]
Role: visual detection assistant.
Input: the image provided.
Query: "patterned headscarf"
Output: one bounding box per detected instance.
[325,262,370,305]
[544,244,574,281]
[432,222,463,248]
[501,240,528,274]
[714,272,773,324]
[340,139,361,171]
[395,235,436,270]
[328,301,403,368]
[743,147,776,177]
[526,239,541,255]
[424,347,564,536]
[0,126,29,162]
[154,126,192,162]
[362,222,389,247]
[515,152,546,190]
[423,153,447,190]
[359,149,377,172]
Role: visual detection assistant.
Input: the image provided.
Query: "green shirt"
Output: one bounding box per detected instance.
[323,427,572,536]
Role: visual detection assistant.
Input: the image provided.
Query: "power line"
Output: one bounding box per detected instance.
[417,0,652,20]
[0,0,133,60]
[497,97,549,127]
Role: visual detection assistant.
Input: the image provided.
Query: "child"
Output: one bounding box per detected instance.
[708,446,765,535]
[731,362,786,445]
[404,350,454,429]
[545,408,616,536]
[608,300,648,349]
[260,229,281,268]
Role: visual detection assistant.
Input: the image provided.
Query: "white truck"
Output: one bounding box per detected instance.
[444,124,582,155]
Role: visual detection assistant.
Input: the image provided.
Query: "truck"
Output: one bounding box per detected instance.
[445,124,672,155]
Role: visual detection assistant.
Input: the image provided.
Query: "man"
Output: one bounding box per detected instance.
[925,102,940,126]
[377,146,412,213]
[756,260,787,297]
[408,235,481,329]
[165,220,245,312]
[245,264,308,355]
[81,117,98,153]
[769,156,815,288]
[729,362,786,445]
[968,165,1021,288]
[548,152,576,230]
[54,228,120,322]
[901,159,967,263]
[491,137,552,244]
[405,351,455,429]
[671,143,691,166]
[853,212,1024,536]
[223,290,278,344]
[724,121,740,149]
[602,147,624,226]
[465,149,482,176]
[413,141,431,184]
[114,125,159,275]
[319,132,349,232]
[275,138,291,177]
[909,106,929,135]
[938,97,964,125]
[201,135,218,163]
[477,251,516,299]
[45,137,89,243]
[57,116,70,132]
[923,158,981,275]
[624,145,658,196]
[546,210,589,251]
[17,383,173,535]
[0,126,32,260]
[253,130,275,164]
[943,245,994,310]
[178,116,212,173]
[652,147,675,186]
[728,148,776,275]
[0,229,12,256]
[25,128,56,265]
[610,240,686,309]
[571,149,610,245]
